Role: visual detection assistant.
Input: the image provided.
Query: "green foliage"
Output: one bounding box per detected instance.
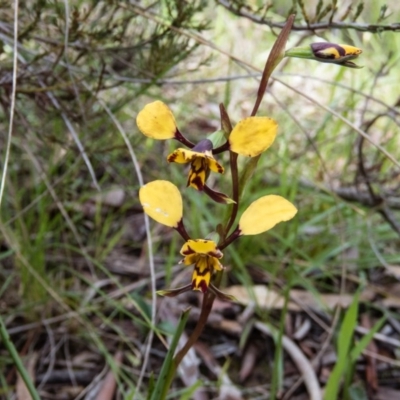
[325,292,360,400]
[1,0,400,398]
[149,309,190,400]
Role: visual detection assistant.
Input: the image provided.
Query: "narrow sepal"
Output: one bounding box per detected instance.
[203,185,236,204]
[157,284,192,297]
[209,284,237,302]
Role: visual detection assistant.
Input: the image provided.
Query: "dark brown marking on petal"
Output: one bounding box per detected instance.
[335,44,346,57]
[192,279,208,292]
[194,264,211,277]
[208,251,223,259]
[190,175,204,190]
[181,245,195,255]
[199,280,208,293]
[191,158,207,173]
[311,42,344,59]
[167,153,178,162]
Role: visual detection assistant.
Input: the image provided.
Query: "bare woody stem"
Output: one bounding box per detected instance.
[218,1,399,33]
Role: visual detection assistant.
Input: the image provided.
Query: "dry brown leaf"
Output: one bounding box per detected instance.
[225,285,374,311]
[239,343,258,382]
[380,283,400,308]
[361,314,378,392]
[384,265,400,279]
[290,289,374,310]
[94,188,125,207]
[254,322,322,400]
[225,285,288,309]
[95,351,123,400]
[375,387,400,400]
[195,342,243,400]
[16,352,38,400]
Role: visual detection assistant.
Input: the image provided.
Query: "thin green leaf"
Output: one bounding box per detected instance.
[150,308,191,400]
[350,316,386,362]
[0,317,41,400]
[324,292,360,400]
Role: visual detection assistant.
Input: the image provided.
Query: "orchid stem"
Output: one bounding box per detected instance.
[224,151,239,236]
[174,291,215,366]
[161,292,215,395]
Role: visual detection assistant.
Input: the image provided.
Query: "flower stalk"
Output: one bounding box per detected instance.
[135,12,363,399]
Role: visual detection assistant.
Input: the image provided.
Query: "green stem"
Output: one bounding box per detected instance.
[0,316,41,400]
[224,151,239,236]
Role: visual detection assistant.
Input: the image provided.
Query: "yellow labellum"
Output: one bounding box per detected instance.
[139,180,182,228]
[229,117,278,157]
[239,195,297,235]
[136,101,177,140]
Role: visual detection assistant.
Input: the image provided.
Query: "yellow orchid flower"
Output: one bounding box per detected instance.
[310,43,362,63]
[285,42,363,69]
[140,180,298,298]
[180,239,224,293]
[168,139,224,190]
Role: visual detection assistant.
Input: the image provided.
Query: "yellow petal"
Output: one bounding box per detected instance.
[182,254,199,266]
[187,158,207,190]
[229,117,277,157]
[136,101,177,140]
[168,149,224,174]
[192,257,211,293]
[139,180,182,228]
[338,44,362,57]
[167,148,195,164]
[239,195,297,235]
[311,43,362,61]
[210,256,224,271]
[207,156,224,174]
[180,239,223,258]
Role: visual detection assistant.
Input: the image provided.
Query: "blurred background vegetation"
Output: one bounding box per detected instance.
[1,1,400,399]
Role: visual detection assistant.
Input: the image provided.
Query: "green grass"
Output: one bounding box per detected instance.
[1,1,400,399]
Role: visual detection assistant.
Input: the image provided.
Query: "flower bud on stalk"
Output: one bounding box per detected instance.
[285,42,363,68]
